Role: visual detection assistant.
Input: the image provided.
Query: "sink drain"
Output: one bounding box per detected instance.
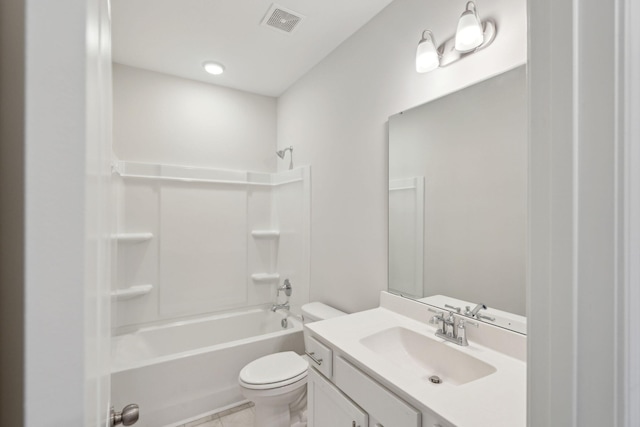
[429,375,442,384]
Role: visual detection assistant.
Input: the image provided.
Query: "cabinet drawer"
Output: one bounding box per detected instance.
[334,356,420,427]
[306,335,333,378]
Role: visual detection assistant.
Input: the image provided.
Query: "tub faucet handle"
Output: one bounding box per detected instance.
[277,279,292,297]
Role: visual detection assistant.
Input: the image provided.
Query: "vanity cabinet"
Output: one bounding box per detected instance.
[307,367,368,427]
[306,335,452,427]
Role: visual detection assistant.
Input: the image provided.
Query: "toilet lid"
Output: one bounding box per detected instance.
[239,351,308,387]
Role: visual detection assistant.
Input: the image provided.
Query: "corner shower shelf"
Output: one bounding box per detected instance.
[251,230,280,239]
[113,232,154,243]
[251,273,280,283]
[112,284,153,301]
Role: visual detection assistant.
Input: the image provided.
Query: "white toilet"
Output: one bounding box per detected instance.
[238,302,346,427]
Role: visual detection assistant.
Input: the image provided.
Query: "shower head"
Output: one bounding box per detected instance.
[275,146,294,169]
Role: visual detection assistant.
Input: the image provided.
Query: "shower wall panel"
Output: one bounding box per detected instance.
[159,184,248,317]
[112,166,311,331]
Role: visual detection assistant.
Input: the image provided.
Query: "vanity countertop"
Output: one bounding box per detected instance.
[305,293,526,427]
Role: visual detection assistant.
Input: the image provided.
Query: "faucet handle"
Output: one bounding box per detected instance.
[458,319,479,328]
[427,308,445,331]
[444,304,461,313]
[477,313,496,322]
[427,307,445,316]
[277,279,292,297]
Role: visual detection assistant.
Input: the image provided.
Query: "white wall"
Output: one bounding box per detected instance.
[277,0,527,313]
[527,0,638,424]
[113,63,277,172]
[14,0,113,425]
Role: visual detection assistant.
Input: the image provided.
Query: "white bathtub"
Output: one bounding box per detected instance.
[111,308,304,427]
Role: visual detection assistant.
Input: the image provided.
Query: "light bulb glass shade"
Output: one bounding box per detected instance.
[455,2,483,52]
[203,62,225,75]
[416,31,439,73]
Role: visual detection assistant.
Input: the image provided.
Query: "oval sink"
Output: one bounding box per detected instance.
[359,326,496,386]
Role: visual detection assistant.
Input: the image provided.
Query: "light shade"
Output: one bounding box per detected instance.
[203,62,225,75]
[416,30,439,73]
[455,2,483,52]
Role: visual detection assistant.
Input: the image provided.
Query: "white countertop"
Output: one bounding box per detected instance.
[306,295,526,427]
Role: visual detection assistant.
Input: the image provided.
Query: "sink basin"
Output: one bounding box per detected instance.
[360,327,497,386]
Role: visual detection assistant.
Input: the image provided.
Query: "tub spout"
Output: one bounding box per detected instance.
[271,302,290,312]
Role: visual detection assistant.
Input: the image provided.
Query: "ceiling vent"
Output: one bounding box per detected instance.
[261,4,305,35]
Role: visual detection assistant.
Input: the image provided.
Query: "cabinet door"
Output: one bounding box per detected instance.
[308,367,368,427]
[333,356,421,427]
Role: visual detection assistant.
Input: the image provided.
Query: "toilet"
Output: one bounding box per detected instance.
[238,302,346,427]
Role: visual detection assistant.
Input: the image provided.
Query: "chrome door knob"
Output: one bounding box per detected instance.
[111,404,139,426]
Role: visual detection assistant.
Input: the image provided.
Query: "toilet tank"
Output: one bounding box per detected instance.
[301,302,346,354]
[301,302,346,323]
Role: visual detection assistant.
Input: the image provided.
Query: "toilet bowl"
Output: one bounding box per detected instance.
[238,302,346,427]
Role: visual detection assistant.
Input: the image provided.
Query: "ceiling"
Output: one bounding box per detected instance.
[111,0,395,97]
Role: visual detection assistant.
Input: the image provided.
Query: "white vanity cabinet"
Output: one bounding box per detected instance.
[307,367,368,427]
[306,335,453,427]
[305,294,527,427]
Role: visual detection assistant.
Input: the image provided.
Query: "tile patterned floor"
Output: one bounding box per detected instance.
[178,403,255,427]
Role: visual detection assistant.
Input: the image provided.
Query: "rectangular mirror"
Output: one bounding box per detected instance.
[388,65,527,333]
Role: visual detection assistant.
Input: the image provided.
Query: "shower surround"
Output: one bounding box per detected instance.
[111,161,310,425]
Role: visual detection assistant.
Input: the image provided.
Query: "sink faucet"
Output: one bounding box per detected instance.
[466,303,487,317]
[464,303,496,322]
[429,308,478,346]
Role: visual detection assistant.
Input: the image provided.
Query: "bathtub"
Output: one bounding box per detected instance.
[111,307,304,427]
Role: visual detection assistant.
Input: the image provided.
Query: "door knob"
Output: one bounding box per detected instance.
[110,404,139,426]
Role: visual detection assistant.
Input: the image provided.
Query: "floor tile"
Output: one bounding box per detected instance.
[219,407,254,427]
[184,415,214,427]
[197,417,223,427]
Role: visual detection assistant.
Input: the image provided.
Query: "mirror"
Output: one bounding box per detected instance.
[388,66,527,333]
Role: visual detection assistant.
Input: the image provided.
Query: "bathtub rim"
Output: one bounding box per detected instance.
[111,308,303,374]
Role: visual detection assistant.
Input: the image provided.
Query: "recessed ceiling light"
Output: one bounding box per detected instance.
[203,62,225,75]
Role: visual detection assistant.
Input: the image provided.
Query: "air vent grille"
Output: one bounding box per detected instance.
[261,4,304,34]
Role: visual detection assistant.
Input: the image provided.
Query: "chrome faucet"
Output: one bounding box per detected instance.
[429,308,478,346]
[272,279,292,312]
[277,279,292,297]
[464,303,496,322]
[271,301,290,312]
[466,303,487,317]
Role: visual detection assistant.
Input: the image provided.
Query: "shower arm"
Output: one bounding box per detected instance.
[276,146,294,170]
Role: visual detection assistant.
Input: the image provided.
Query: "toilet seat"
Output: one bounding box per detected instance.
[239,351,308,390]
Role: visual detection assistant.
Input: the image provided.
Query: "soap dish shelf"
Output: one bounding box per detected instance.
[112,284,153,301]
[113,232,153,243]
[251,273,280,283]
[251,230,280,239]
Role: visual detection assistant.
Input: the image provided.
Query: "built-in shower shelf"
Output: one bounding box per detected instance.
[113,232,154,243]
[251,273,280,283]
[112,284,153,301]
[251,230,280,238]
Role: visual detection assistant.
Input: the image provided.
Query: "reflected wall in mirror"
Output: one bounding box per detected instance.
[388,65,527,329]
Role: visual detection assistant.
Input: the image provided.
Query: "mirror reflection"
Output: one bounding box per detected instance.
[388,66,527,333]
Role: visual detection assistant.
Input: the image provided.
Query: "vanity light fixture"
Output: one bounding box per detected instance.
[455,2,484,52]
[416,30,440,73]
[203,61,225,75]
[415,1,496,73]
